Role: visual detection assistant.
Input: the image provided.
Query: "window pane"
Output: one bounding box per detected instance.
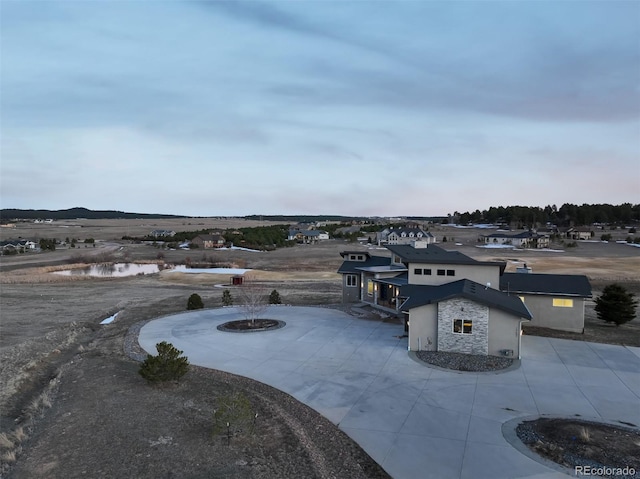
[437,269,445,276]
[453,319,462,333]
[425,269,432,275]
[553,298,574,307]
[447,270,455,276]
[414,268,422,275]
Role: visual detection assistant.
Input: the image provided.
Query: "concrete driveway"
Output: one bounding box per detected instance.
[139,306,640,479]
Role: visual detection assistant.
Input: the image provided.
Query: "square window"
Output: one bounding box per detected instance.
[357,255,364,260]
[424,269,432,275]
[437,269,446,276]
[446,270,455,276]
[453,319,472,334]
[414,268,422,275]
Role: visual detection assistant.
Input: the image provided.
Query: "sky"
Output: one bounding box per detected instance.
[1,0,639,217]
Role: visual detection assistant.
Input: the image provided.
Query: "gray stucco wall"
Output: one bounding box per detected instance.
[437,298,489,355]
[408,304,437,351]
[520,295,585,333]
[408,263,501,288]
[342,274,361,303]
[488,309,523,358]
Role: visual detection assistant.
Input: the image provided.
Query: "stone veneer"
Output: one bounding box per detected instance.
[437,298,489,355]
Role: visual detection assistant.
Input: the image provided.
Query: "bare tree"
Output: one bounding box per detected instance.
[239,275,268,324]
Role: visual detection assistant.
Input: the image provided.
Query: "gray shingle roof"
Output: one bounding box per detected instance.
[386,244,506,271]
[337,254,391,274]
[399,279,532,320]
[500,273,592,297]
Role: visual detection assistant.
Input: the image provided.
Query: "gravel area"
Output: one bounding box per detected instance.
[415,350,514,372]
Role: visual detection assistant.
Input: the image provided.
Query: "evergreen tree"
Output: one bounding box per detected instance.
[139,341,189,383]
[187,293,204,310]
[269,289,282,304]
[595,284,638,326]
[222,289,233,306]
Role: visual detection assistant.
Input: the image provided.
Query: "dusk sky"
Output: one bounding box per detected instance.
[1,1,638,217]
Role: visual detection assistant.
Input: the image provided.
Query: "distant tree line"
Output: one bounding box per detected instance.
[450,203,639,227]
[1,207,183,221]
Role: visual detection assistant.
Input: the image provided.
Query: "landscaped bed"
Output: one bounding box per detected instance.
[415,350,514,372]
[516,418,640,478]
[217,319,286,332]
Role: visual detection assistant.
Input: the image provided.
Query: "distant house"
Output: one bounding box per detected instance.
[151,229,175,238]
[500,271,592,333]
[288,229,330,243]
[191,234,225,249]
[565,227,593,241]
[481,231,550,248]
[378,227,435,245]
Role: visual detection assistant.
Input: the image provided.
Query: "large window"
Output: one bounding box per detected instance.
[367,280,374,296]
[453,319,473,334]
[346,274,358,287]
[553,298,574,308]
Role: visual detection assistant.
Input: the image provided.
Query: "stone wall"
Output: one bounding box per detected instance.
[437,298,489,355]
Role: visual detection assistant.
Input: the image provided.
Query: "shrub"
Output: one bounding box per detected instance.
[187,293,204,310]
[269,289,282,304]
[212,392,257,440]
[139,341,189,383]
[595,284,638,326]
[222,289,233,306]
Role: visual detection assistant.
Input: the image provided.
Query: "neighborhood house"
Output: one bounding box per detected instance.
[338,242,592,358]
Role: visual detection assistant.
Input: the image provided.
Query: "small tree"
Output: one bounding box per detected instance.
[239,276,268,324]
[222,289,233,306]
[269,289,282,305]
[595,284,638,326]
[139,341,189,383]
[187,293,204,310]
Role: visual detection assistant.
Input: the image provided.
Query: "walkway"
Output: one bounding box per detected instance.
[139,306,640,479]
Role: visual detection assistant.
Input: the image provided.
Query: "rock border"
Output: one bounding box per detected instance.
[216,319,286,333]
[502,415,640,477]
[409,350,520,374]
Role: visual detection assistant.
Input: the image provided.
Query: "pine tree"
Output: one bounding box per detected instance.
[595,284,638,326]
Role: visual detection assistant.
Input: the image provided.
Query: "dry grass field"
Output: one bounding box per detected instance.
[0,219,639,478]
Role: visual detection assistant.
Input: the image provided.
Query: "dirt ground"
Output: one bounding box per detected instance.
[1,222,639,477]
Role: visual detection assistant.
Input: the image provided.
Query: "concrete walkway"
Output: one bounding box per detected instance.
[139,306,640,479]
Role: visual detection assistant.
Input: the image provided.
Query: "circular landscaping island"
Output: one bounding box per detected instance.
[415,350,514,372]
[217,319,286,333]
[516,417,640,478]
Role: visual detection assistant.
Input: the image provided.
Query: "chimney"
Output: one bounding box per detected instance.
[516,263,532,274]
[412,239,429,249]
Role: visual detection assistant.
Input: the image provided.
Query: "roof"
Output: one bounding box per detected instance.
[399,279,532,320]
[386,244,506,272]
[337,254,391,274]
[500,273,592,297]
[340,251,372,259]
[374,273,409,286]
[388,227,433,238]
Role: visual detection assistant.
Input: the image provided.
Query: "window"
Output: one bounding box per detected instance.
[424,269,432,275]
[453,319,472,334]
[446,269,455,276]
[346,274,358,287]
[437,269,446,276]
[367,280,374,296]
[393,255,401,264]
[553,298,574,308]
[414,268,422,275]
[357,255,364,261]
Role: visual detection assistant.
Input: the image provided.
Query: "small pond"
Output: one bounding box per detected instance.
[53,264,251,278]
[53,263,164,277]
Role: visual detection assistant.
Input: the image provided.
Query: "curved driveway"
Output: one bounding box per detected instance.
[139,306,640,479]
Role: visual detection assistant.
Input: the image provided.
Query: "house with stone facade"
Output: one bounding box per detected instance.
[480,231,550,248]
[338,241,591,358]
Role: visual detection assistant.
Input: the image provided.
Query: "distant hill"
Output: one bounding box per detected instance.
[1,207,186,220]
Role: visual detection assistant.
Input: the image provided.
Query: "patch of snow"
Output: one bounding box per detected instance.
[100,311,120,324]
[168,267,252,274]
[216,246,263,252]
[455,243,463,246]
[476,244,516,249]
[626,243,640,248]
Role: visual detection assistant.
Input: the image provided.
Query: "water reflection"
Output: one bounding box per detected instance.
[54,263,162,277]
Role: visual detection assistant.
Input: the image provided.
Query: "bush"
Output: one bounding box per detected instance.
[139,341,189,383]
[187,293,204,310]
[269,289,282,305]
[222,289,233,306]
[595,284,638,326]
[212,392,257,440]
